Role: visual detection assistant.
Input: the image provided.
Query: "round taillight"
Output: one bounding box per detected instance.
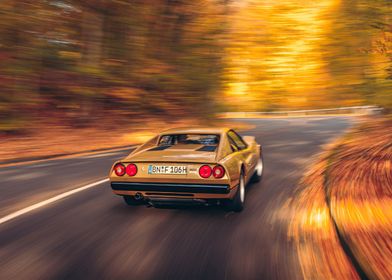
[126,163,138,176]
[213,165,225,178]
[199,165,212,178]
[114,163,126,176]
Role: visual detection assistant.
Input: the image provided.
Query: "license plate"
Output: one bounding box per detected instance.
[148,165,187,175]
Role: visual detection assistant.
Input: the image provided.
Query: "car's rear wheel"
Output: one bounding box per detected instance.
[123,195,144,206]
[225,173,245,212]
[251,156,264,183]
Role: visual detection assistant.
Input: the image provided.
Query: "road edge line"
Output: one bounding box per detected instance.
[0,145,139,168]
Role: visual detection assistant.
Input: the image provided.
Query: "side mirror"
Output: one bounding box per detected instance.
[243,136,255,145]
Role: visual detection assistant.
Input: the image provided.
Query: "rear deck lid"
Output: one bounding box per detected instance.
[125,144,217,163]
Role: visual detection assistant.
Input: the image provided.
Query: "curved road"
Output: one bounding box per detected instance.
[0,117,353,279]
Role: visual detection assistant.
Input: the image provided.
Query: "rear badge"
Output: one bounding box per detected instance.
[189,167,197,174]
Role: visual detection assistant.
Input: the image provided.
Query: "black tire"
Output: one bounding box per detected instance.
[123,195,144,206]
[251,156,264,183]
[225,173,245,212]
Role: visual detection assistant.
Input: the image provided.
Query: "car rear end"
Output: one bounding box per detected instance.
[110,161,234,205]
[109,132,235,205]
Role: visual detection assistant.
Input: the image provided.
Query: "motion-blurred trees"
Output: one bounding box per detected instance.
[221,0,392,112]
[0,0,226,131]
[1,0,391,133]
[370,15,392,111]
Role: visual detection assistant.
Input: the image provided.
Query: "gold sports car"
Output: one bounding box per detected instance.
[109,127,263,211]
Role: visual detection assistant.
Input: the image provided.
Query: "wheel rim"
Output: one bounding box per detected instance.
[256,159,263,176]
[240,175,245,203]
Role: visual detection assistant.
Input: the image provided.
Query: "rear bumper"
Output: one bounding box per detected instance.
[111,182,231,194]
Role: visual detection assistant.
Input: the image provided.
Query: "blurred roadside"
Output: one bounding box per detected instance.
[290,116,392,280]
[218,106,383,119]
[0,1,226,136]
[0,118,252,166]
[326,117,392,280]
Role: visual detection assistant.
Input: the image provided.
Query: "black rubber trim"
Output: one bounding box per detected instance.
[111,182,230,194]
[145,192,194,197]
[197,145,217,152]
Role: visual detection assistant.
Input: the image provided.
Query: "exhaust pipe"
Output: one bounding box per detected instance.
[134,193,143,200]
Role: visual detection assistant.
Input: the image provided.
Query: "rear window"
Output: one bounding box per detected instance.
[158,134,220,146]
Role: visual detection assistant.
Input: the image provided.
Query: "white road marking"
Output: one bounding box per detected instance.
[265,141,312,148]
[7,172,47,181]
[82,151,123,159]
[0,145,138,169]
[0,178,109,226]
[26,162,55,169]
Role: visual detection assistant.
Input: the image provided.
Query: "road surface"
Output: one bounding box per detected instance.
[0,117,353,279]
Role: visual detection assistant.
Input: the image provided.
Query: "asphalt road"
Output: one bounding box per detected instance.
[0,117,353,280]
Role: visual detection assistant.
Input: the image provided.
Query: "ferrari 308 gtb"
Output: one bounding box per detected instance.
[109,127,263,212]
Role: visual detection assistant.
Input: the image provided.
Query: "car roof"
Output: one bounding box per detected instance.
[160,127,230,135]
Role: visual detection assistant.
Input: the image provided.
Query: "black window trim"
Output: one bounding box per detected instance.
[157,133,221,147]
[227,134,239,153]
[227,130,248,151]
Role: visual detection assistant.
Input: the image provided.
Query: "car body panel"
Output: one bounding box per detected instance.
[125,147,217,163]
[109,127,262,202]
